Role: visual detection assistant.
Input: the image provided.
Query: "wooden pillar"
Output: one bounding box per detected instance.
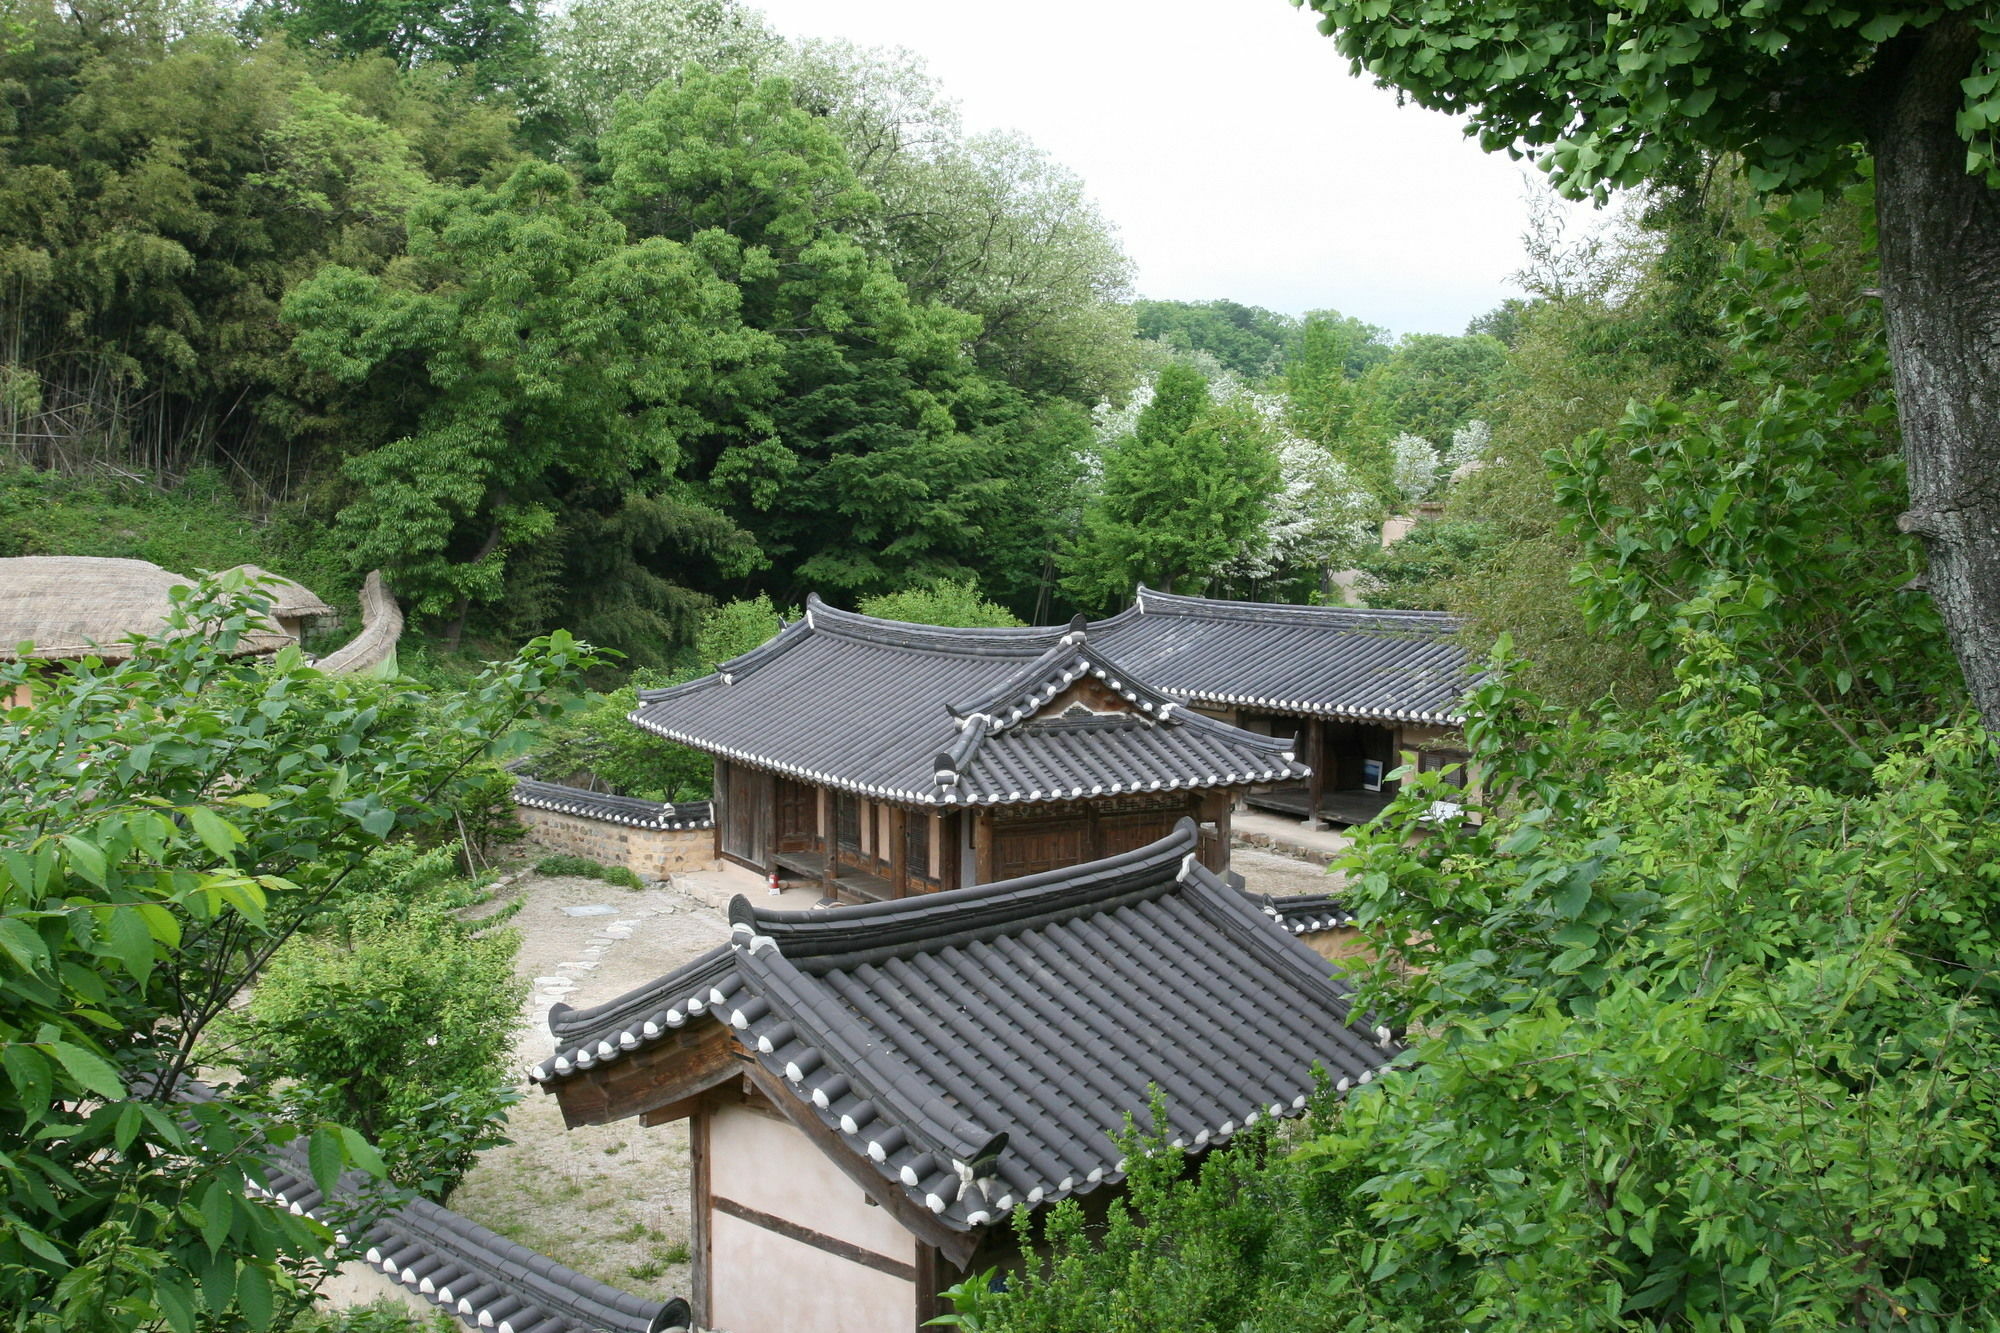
[914,1242,952,1328]
[1305,716,1326,830]
[936,812,962,892]
[888,805,908,896]
[971,812,994,887]
[1197,790,1231,873]
[690,1098,713,1329]
[712,758,727,860]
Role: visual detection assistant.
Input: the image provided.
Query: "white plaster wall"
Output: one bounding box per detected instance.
[708,1209,914,1333]
[709,1102,909,1257]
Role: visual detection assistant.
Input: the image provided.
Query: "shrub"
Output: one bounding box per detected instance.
[236,856,527,1202]
[533,853,644,889]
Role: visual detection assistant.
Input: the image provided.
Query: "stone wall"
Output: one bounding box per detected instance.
[517,805,716,879]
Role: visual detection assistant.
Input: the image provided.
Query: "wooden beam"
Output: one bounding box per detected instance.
[711,1196,918,1282]
[551,1027,746,1127]
[738,1061,985,1269]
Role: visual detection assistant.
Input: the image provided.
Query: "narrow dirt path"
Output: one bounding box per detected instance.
[449,871,734,1302]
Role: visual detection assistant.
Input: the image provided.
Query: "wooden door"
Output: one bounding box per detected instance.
[1098,810,1175,860]
[902,812,933,894]
[719,762,773,867]
[834,793,862,858]
[774,778,816,850]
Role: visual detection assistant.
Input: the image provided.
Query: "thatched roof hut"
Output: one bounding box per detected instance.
[0,556,297,662]
[224,564,335,625]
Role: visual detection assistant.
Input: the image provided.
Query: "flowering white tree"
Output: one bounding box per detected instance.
[1389,431,1442,507]
[1444,418,1492,480]
[539,0,785,137]
[1087,363,1381,590]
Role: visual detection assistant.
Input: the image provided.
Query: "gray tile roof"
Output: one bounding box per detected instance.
[513,776,714,831]
[172,1081,688,1333]
[1257,890,1357,935]
[533,821,1399,1234]
[629,598,1305,805]
[1089,586,1479,725]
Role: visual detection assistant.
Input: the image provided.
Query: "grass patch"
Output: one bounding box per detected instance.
[533,853,644,889]
[0,465,359,635]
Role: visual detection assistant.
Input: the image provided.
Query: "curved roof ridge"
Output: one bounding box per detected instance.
[804,593,1068,658]
[1119,585,1463,632]
[730,822,1202,967]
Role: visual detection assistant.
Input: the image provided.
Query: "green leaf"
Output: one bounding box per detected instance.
[60,836,107,889]
[308,1127,343,1199]
[136,902,183,949]
[48,1040,124,1101]
[103,906,156,985]
[360,807,396,839]
[185,807,241,862]
[154,1280,197,1333]
[338,1127,388,1178]
[236,1263,273,1330]
[200,1178,233,1254]
[0,917,50,975]
[2,1045,53,1119]
[112,1101,142,1153]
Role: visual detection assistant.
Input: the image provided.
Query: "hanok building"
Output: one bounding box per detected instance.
[630,599,1307,903]
[531,822,1399,1333]
[1087,587,1479,828]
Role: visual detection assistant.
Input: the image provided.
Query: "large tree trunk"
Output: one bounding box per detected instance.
[1874,18,2000,734]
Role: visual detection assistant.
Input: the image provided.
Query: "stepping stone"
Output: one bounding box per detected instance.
[604,928,633,939]
[562,904,617,917]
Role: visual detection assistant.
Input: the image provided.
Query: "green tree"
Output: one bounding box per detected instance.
[1353,519,1499,612]
[1132,299,1298,380]
[1370,333,1508,445]
[1296,0,2000,733]
[601,68,1041,605]
[0,8,443,480]
[242,0,542,97]
[1062,364,1280,608]
[528,594,789,800]
[857,578,1023,628]
[286,160,767,653]
[1281,310,1395,494]
[536,0,783,141]
[0,575,594,1331]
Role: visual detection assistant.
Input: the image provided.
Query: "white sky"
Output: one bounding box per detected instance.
[749,0,1605,338]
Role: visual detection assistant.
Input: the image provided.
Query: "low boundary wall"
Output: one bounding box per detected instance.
[512,776,716,880]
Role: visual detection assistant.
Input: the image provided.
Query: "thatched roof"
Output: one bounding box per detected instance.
[225,565,335,621]
[0,556,295,662]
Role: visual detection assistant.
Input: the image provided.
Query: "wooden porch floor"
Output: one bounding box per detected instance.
[1244,785,1396,828]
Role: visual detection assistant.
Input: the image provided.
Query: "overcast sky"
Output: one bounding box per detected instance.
[748,0,1605,338]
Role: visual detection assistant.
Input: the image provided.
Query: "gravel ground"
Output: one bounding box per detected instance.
[1231,845,1348,898]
